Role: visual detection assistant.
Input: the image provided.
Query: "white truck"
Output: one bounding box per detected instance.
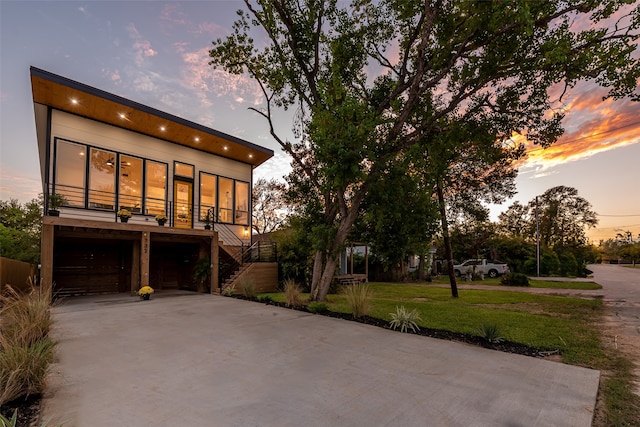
[453,259,510,278]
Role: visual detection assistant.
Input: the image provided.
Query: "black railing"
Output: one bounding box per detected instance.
[242,241,278,263]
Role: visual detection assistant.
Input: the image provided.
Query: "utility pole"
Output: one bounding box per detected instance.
[536,196,540,277]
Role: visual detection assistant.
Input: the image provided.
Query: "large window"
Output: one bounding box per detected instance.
[145,161,167,215]
[199,173,216,221]
[119,155,143,213]
[218,177,233,223]
[89,148,116,210]
[235,181,249,225]
[54,140,86,207]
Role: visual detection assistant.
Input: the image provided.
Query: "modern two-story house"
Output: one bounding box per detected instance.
[31,66,278,296]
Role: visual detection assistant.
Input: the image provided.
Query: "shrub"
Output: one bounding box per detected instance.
[389,306,422,333]
[0,285,52,348]
[307,302,329,313]
[256,295,273,304]
[0,338,57,405]
[221,283,236,296]
[239,277,256,298]
[342,283,373,318]
[476,324,504,344]
[283,279,303,306]
[500,272,530,287]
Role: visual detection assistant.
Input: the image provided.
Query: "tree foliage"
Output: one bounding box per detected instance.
[0,198,43,264]
[499,186,598,248]
[210,0,639,300]
[252,178,289,236]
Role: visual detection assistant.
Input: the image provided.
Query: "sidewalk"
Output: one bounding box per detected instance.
[41,293,600,426]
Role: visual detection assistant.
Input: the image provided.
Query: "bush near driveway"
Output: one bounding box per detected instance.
[0,284,56,405]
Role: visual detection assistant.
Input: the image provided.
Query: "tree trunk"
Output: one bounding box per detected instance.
[316,254,340,302]
[310,250,324,300]
[436,179,458,298]
[418,253,426,281]
[312,211,360,301]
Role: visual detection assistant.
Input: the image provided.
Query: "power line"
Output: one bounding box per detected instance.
[595,224,640,230]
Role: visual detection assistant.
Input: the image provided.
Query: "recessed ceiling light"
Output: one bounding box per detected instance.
[119,113,126,119]
[160,126,166,131]
[223,146,228,151]
[248,154,254,158]
[194,136,200,142]
[71,98,78,105]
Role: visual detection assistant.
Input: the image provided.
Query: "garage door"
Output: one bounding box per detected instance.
[53,239,131,297]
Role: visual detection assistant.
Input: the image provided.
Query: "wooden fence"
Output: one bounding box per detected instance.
[0,257,38,293]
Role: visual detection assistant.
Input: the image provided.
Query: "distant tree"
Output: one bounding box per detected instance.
[498,202,532,239]
[533,186,598,248]
[0,197,43,263]
[614,230,640,266]
[252,178,289,237]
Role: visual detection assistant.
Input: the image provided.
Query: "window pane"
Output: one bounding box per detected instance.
[55,140,86,207]
[119,156,143,213]
[175,162,194,178]
[218,177,233,223]
[235,181,249,225]
[89,148,116,210]
[145,161,167,215]
[200,173,216,221]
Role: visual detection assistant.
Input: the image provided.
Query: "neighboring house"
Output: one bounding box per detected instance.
[31,67,277,296]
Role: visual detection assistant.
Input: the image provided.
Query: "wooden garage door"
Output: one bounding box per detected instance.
[53,239,131,297]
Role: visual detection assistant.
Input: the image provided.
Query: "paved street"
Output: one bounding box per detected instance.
[589,264,640,395]
[41,293,600,426]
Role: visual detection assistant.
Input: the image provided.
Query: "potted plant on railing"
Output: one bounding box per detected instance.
[155,214,167,226]
[48,193,66,216]
[117,209,132,223]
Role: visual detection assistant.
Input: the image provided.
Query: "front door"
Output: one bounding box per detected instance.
[174,180,193,229]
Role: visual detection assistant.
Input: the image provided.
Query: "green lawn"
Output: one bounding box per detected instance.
[430,276,601,290]
[263,282,602,365]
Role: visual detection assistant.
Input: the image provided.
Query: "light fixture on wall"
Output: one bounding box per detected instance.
[243,227,249,237]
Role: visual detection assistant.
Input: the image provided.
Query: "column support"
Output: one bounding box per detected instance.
[141,231,150,287]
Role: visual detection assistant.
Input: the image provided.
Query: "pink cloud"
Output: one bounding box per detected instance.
[520,84,640,172]
[160,3,188,27]
[180,46,263,109]
[102,69,121,84]
[127,23,158,67]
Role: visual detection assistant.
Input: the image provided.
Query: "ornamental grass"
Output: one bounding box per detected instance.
[342,282,373,318]
[0,283,56,405]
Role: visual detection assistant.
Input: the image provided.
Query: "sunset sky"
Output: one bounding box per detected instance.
[1,1,639,243]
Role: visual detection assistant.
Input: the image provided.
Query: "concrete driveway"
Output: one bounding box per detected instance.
[41,293,599,426]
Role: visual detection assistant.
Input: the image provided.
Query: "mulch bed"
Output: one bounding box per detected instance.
[0,395,41,427]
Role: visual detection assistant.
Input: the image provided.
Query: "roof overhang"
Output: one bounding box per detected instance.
[30,66,273,168]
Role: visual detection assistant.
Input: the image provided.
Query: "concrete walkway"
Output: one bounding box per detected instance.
[41,293,600,426]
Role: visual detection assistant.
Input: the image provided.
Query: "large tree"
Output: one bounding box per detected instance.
[210,0,639,301]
